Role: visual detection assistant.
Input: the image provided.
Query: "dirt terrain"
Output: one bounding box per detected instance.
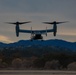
[0,70,76,75]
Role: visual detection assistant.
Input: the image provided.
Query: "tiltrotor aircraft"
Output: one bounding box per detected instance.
[6,21,68,40]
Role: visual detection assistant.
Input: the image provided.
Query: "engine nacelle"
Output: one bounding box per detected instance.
[16,25,19,37]
[53,24,57,36]
[53,30,56,36]
[46,27,47,36]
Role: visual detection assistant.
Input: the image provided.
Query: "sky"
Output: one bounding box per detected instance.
[0,0,76,43]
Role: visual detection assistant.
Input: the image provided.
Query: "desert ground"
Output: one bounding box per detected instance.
[0,70,76,75]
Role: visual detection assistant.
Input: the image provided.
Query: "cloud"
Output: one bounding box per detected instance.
[0,35,13,43]
[0,0,76,14]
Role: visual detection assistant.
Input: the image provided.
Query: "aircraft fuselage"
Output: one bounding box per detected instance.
[31,34,43,40]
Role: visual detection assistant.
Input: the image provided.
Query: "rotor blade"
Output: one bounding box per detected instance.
[43,21,68,24]
[19,21,31,24]
[5,22,16,24]
[56,21,69,24]
[5,21,31,25]
[43,22,54,24]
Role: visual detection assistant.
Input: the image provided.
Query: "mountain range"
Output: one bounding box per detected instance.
[0,39,76,51]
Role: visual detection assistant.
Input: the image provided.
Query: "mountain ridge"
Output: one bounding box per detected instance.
[0,39,76,51]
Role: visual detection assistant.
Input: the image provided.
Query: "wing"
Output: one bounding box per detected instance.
[19,29,54,34]
[36,29,53,34]
[19,30,32,33]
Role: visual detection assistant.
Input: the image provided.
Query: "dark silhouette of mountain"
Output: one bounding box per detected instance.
[0,39,76,51]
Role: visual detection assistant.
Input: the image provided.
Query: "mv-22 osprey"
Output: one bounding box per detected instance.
[6,21,68,41]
